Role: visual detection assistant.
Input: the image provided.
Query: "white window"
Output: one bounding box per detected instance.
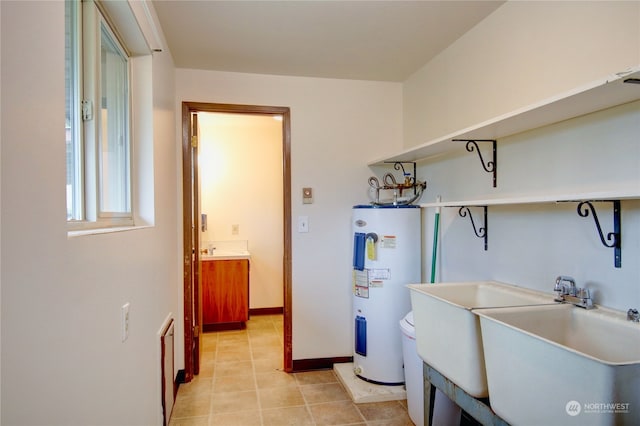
[66,0,132,228]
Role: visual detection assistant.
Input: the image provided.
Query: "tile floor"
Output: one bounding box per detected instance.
[169,314,413,426]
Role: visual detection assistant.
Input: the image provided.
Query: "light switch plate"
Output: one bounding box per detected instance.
[298,216,309,233]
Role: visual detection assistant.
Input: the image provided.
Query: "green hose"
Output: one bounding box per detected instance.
[430,200,441,284]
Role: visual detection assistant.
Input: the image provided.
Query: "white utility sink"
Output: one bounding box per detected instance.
[477,304,640,426]
[408,281,556,397]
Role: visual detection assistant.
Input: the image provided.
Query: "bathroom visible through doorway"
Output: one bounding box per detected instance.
[181,102,292,382]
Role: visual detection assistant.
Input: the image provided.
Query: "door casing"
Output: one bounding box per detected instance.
[181,101,293,381]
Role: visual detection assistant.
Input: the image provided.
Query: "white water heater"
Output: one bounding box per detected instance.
[352,205,421,385]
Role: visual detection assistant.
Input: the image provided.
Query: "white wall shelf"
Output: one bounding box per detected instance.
[380,66,640,269]
[369,67,640,166]
[422,191,634,268]
[419,188,640,208]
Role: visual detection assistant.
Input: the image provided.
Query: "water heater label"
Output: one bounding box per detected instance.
[353,269,369,298]
[369,269,390,280]
[380,236,396,248]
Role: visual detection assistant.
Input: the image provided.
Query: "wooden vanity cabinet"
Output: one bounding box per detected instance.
[202,259,249,326]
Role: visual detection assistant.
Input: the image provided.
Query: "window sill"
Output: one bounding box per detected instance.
[67,224,153,238]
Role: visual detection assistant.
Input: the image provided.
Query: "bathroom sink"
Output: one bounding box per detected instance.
[477,304,640,425]
[201,250,250,261]
[201,240,250,260]
[408,281,556,397]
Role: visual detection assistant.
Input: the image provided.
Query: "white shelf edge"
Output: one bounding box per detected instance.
[419,189,640,208]
[369,66,640,166]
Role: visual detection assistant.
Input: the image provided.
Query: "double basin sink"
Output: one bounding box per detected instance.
[408,281,640,425]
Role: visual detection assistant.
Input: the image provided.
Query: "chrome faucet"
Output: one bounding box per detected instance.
[554,276,594,309]
[554,276,576,297]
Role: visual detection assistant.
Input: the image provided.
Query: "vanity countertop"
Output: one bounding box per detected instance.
[201,250,250,261]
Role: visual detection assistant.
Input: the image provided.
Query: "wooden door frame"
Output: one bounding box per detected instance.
[181,105,201,382]
[181,101,293,380]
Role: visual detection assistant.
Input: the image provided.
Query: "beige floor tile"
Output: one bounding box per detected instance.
[202,339,217,353]
[357,401,412,423]
[213,374,256,393]
[250,334,282,348]
[198,357,215,377]
[215,360,254,377]
[248,322,278,331]
[216,346,252,362]
[171,314,410,425]
[366,418,414,426]
[217,330,248,342]
[251,344,283,360]
[308,400,366,425]
[176,377,212,399]
[255,370,297,389]
[171,393,211,419]
[210,409,262,426]
[253,356,283,373]
[201,333,218,343]
[217,334,250,345]
[248,332,279,343]
[217,338,251,350]
[247,319,276,330]
[301,382,350,404]
[261,406,314,426]
[200,349,216,360]
[259,385,306,409]
[294,370,338,385]
[169,415,209,426]
[211,390,259,414]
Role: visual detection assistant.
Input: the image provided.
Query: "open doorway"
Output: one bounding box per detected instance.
[182,102,292,382]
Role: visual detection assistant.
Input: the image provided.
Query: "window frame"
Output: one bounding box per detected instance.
[66,0,134,231]
[66,0,83,222]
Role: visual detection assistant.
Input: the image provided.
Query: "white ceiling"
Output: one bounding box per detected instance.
[152,1,504,82]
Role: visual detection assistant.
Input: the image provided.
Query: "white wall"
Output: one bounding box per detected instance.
[0,2,179,424]
[403,1,640,149]
[400,1,640,312]
[199,113,284,309]
[0,2,3,418]
[176,70,403,360]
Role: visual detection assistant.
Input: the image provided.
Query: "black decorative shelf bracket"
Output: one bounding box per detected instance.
[384,161,418,194]
[453,139,497,187]
[458,206,488,250]
[576,200,621,268]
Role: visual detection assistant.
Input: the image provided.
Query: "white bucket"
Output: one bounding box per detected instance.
[400,311,461,426]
